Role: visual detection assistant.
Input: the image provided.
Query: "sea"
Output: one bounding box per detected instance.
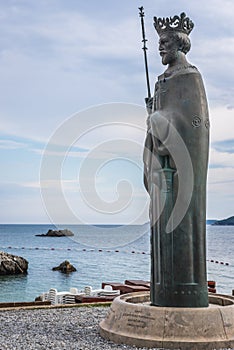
[0,224,233,302]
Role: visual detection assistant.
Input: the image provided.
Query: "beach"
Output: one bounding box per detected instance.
[0,305,154,350]
[0,304,233,350]
[0,224,233,349]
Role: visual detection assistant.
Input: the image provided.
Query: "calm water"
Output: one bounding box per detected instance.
[0,224,233,302]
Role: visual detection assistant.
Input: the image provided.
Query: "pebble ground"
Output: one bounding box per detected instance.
[0,306,232,350]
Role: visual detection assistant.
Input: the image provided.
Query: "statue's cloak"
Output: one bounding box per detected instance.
[144,66,210,306]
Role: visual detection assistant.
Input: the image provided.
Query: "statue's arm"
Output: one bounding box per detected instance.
[145,97,153,115]
[145,97,153,131]
[145,79,158,129]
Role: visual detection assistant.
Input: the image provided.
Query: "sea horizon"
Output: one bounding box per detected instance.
[0,223,233,302]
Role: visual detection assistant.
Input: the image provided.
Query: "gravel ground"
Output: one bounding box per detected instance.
[0,306,232,350]
[0,306,159,350]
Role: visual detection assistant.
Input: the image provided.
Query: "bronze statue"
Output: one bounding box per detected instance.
[143,12,209,307]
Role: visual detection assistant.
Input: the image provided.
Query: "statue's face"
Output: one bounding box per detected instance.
[159,34,178,65]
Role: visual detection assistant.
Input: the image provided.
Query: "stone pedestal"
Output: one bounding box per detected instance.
[99,292,234,350]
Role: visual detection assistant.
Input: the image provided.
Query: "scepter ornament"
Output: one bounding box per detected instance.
[138,6,151,98]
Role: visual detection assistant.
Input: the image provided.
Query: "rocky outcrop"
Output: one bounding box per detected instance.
[36,229,74,237]
[0,251,28,275]
[52,260,77,273]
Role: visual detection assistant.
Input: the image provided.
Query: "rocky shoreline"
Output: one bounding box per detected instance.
[0,251,28,275]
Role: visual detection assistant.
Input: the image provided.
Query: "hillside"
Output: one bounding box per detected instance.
[212,216,234,226]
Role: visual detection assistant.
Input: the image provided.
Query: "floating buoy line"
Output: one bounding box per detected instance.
[0,245,150,255]
[207,259,230,266]
[0,246,231,266]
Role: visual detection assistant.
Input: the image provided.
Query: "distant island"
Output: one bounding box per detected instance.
[206,219,216,225]
[36,229,74,237]
[212,216,234,226]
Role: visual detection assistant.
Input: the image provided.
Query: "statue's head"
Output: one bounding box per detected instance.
[158,32,191,65]
[154,13,193,65]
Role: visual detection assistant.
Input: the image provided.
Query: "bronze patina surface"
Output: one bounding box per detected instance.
[143,13,209,307]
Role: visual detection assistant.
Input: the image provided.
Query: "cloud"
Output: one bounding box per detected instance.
[0,0,234,222]
[209,147,234,169]
[212,139,234,154]
[209,106,234,142]
[0,182,39,197]
[1,8,141,140]
[207,165,234,219]
[0,139,27,150]
[0,0,233,140]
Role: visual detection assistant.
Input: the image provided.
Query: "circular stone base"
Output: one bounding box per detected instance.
[99,292,234,350]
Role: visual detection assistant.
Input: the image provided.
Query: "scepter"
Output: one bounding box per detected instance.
[138,6,151,98]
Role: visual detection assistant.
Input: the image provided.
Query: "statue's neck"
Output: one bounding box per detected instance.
[164,53,189,76]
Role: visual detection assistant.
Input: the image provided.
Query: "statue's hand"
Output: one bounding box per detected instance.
[145,97,153,115]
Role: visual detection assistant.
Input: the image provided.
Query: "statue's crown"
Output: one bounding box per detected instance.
[154,12,194,36]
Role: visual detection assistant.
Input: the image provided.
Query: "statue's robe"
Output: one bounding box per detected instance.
[143,66,209,307]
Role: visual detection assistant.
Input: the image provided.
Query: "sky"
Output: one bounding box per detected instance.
[0,0,234,224]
